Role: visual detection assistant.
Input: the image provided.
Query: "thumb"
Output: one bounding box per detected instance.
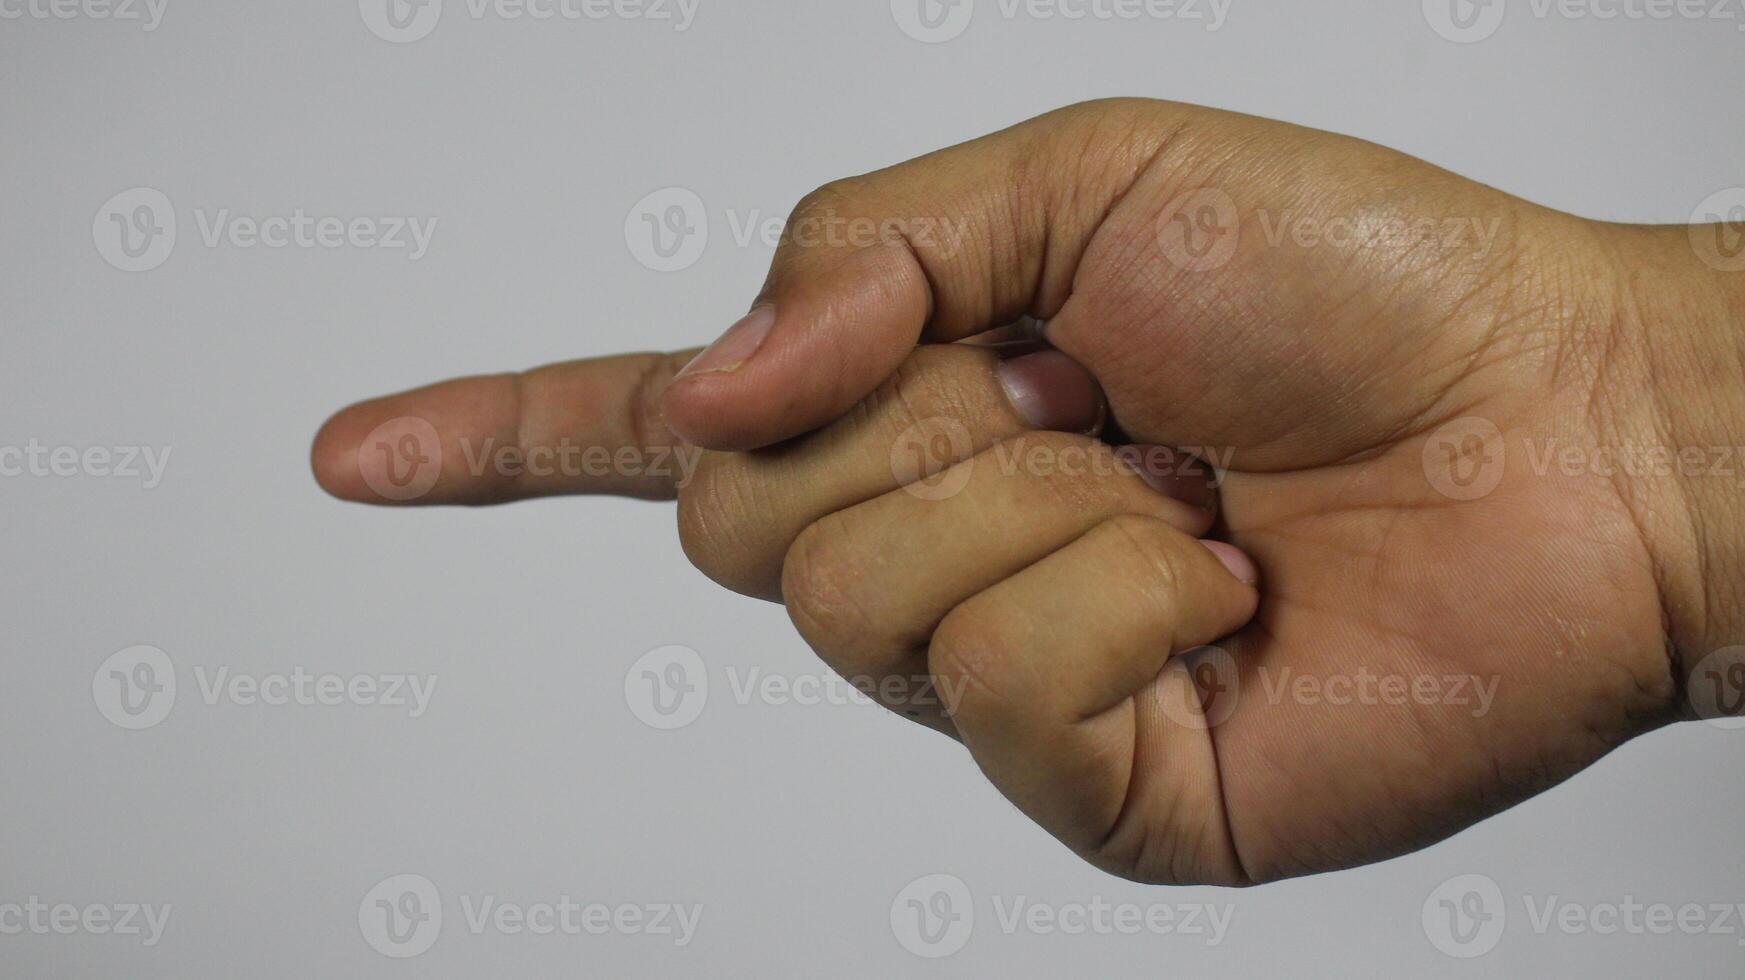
[660,99,1201,451]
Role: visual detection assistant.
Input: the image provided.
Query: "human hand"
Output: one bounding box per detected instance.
[312,99,1745,884]
[314,336,1273,883]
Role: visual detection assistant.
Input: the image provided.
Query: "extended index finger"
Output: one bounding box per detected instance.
[311,349,699,506]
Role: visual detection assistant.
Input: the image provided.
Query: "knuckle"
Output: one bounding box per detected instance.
[780,516,883,671]
[1051,97,1161,139]
[1015,429,1101,458]
[928,600,1025,731]
[675,456,772,596]
[626,353,691,480]
[996,431,1122,509]
[1049,98,1179,169]
[1097,514,1190,601]
[866,346,990,438]
[789,178,869,229]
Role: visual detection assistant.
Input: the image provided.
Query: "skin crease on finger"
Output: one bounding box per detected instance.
[775,433,1225,715]
[312,98,1745,887]
[674,344,1127,603]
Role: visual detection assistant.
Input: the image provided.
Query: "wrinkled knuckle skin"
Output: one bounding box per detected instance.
[675,456,771,598]
[788,178,869,233]
[1036,97,1159,145]
[781,517,884,675]
[928,601,1026,735]
[1021,429,1105,457]
[895,345,987,415]
[862,346,992,441]
[1003,429,1098,463]
[1101,514,1188,598]
[1000,431,1122,510]
[1046,97,1192,178]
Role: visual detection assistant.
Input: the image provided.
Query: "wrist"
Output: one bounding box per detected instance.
[1597,222,1745,698]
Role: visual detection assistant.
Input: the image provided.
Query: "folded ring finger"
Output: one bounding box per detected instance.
[780,432,1220,732]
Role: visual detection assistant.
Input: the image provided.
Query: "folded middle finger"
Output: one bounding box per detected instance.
[676,343,1106,601]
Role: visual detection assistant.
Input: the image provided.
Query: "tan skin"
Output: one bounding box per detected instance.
[312,99,1745,886]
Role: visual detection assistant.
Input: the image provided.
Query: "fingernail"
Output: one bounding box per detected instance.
[675,306,777,381]
[1200,540,1259,587]
[1115,445,1218,512]
[996,350,1105,434]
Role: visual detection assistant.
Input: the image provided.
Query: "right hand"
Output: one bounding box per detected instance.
[316,98,1745,884]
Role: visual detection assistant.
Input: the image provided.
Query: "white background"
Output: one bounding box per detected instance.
[4,0,1743,975]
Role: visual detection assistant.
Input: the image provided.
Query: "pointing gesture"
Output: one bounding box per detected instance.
[315,99,1745,883]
